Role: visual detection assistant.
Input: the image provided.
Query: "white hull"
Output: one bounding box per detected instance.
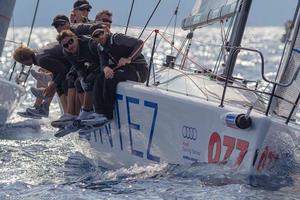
[0,77,25,125]
[72,70,299,174]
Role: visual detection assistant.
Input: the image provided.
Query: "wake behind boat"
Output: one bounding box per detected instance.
[69,0,300,175]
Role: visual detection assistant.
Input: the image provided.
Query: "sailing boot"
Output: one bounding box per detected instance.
[27,103,49,118]
[77,108,93,120]
[54,124,79,138]
[51,113,77,128]
[78,113,109,134]
[17,107,42,119]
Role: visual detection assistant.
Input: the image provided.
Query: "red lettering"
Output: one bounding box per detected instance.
[208,132,250,167]
[256,146,279,172]
[234,139,249,167]
[208,132,221,163]
[222,135,236,162]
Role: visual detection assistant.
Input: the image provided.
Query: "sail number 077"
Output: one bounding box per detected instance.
[208,132,249,167]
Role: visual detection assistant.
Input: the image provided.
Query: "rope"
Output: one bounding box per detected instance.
[112,30,156,71]
[110,28,244,90]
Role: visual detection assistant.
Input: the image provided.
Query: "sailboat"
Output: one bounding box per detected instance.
[70,0,300,174]
[0,0,25,125]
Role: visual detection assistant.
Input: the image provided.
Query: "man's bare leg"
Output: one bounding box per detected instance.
[75,92,82,115]
[83,91,93,110]
[66,88,76,115]
[59,94,68,113]
[33,79,46,107]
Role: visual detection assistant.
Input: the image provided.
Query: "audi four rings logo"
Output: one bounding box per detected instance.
[182,126,198,140]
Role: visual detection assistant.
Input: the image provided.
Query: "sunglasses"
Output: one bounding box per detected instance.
[93,31,105,38]
[62,38,74,49]
[101,19,112,24]
[54,23,65,29]
[79,7,90,12]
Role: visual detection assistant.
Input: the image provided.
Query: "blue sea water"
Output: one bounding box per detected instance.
[0,27,300,200]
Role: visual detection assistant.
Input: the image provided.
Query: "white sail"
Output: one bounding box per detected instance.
[191,0,202,16]
[271,9,300,119]
[0,0,16,57]
[182,0,240,30]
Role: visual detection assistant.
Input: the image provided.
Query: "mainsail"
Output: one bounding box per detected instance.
[271,3,300,120]
[182,0,240,30]
[0,0,16,57]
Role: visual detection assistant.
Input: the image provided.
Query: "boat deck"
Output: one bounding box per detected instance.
[152,68,265,112]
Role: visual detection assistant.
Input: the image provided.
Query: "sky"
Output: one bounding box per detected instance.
[11,0,298,27]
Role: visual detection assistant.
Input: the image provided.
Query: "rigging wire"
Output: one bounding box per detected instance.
[212,17,234,74]
[219,20,228,65]
[0,37,22,45]
[138,0,162,39]
[125,0,135,35]
[13,0,40,85]
[164,67,209,100]
[113,24,234,49]
[153,0,180,54]
[171,0,180,54]
[12,14,15,48]
[212,1,239,74]
[26,0,40,46]
[3,15,18,79]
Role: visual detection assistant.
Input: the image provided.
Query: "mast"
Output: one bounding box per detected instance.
[222,0,252,78]
[0,0,16,57]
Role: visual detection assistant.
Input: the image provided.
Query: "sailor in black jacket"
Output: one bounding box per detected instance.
[91,28,148,120]
[51,14,99,36]
[50,15,106,127]
[13,43,71,117]
[57,29,100,120]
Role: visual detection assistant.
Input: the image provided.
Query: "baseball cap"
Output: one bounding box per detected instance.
[51,15,69,26]
[91,28,106,38]
[73,0,92,10]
